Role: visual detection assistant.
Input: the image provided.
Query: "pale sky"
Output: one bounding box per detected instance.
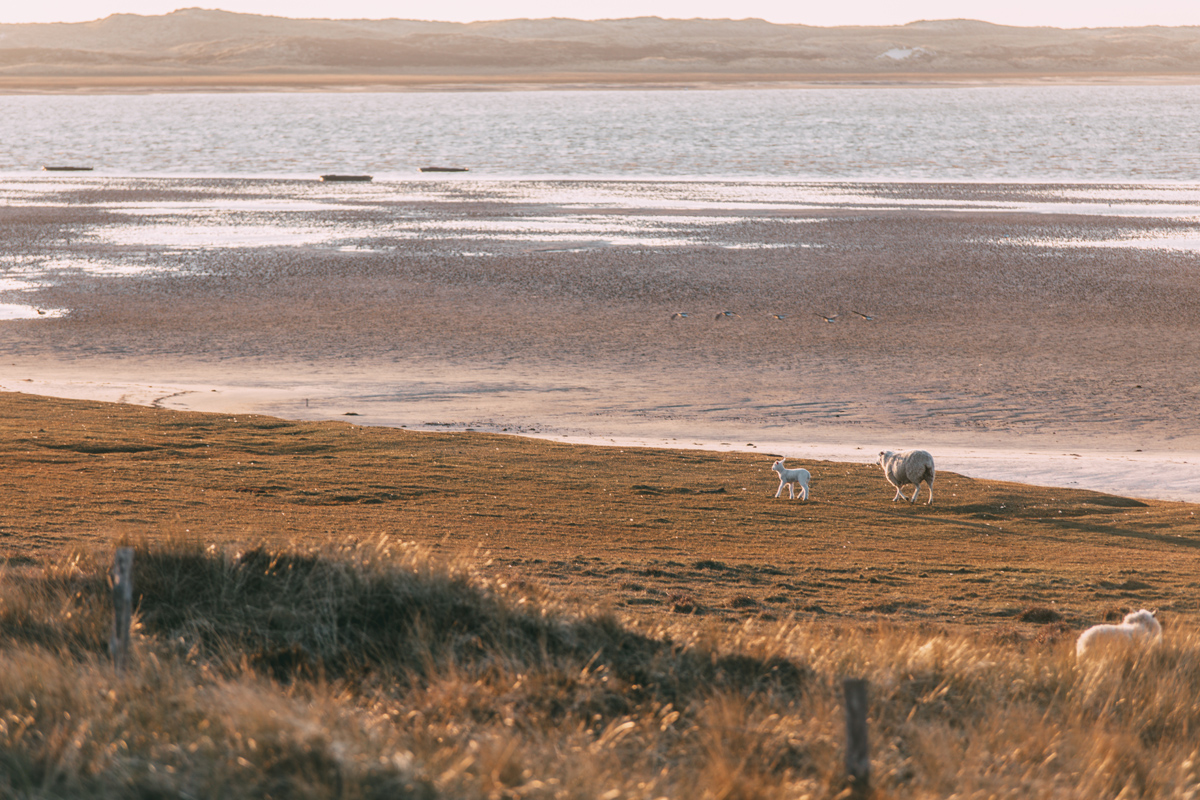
[3,1,1200,28]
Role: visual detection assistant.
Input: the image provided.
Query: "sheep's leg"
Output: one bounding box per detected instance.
[799,484,808,501]
[892,485,906,502]
[787,483,795,500]
[775,480,785,498]
[924,481,933,505]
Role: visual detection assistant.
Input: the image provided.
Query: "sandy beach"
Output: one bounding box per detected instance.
[2,177,1199,501]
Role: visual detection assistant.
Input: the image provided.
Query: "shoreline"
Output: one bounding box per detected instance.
[5,376,1198,504]
[3,71,1200,94]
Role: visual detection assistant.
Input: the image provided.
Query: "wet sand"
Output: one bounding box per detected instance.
[2,177,1199,500]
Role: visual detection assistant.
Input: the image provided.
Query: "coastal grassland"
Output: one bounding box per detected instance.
[2,538,1200,798]
[0,391,1197,629]
[2,391,1200,796]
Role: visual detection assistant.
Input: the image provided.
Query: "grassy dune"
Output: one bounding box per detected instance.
[2,392,1200,796]
[2,539,1200,798]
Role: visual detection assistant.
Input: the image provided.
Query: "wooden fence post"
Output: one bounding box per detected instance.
[843,677,871,788]
[109,547,134,673]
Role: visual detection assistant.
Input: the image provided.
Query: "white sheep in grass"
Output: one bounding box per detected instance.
[878,449,935,505]
[771,459,810,501]
[1076,609,1162,660]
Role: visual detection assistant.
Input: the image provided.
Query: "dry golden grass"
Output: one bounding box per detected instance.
[3,538,1200,798]
[2,391,1200,797]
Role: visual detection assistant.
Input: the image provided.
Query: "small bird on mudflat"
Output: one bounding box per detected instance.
[670,312,690,320]
[767,313,788,320]
[716,310,741,319]
[815,312,839,323]
[849,310,875,320]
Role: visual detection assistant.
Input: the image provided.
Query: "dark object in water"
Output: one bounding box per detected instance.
[43,165,94,171]
[419,166,469,173]
[320,174,373,182]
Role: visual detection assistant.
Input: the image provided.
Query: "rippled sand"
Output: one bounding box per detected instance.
[2,177,1199,499]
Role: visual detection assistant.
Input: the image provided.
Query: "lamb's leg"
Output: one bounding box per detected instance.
[775,480,785,498]
[787,483,795,500]
[799,484,808,501]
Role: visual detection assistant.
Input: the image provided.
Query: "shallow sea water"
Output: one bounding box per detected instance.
[3,177,1200,264]
[4,85,1200,181]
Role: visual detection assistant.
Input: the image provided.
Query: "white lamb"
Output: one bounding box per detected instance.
[1076,609,1162,660]
[771,459,810,501]
[878,449,935,505]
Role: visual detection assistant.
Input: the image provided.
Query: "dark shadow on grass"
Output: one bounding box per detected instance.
[122,542,813,711]
[1036,518,1200,550]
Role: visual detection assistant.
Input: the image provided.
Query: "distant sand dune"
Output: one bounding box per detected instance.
[2,10,1200,89]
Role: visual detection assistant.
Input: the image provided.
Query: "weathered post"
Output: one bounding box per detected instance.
[109,547,134,673]
[843,677,871,789]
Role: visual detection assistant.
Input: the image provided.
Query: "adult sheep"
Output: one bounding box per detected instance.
[1076,609,1162,660]
[878,450,935,505]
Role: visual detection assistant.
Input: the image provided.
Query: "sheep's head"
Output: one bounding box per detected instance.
[1124,609,1162,635]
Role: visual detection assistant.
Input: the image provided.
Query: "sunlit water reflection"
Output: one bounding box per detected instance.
[2,177,1199,296]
